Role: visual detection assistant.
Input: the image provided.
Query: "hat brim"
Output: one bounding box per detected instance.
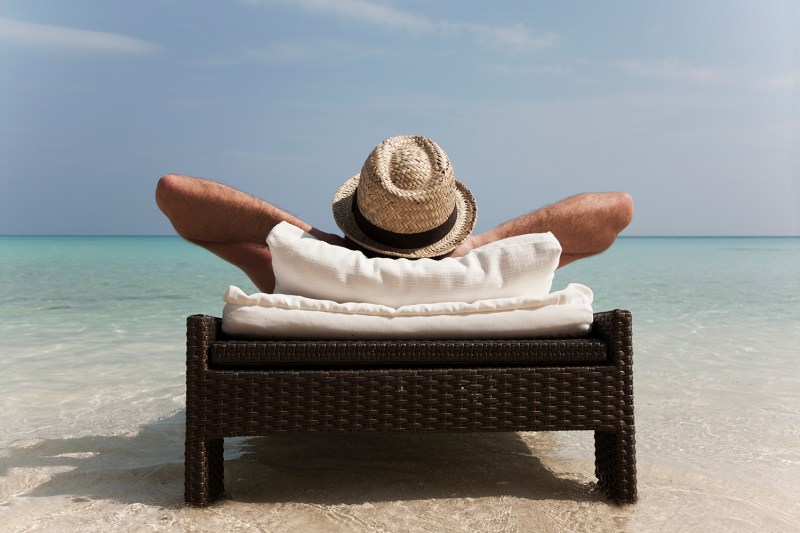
[332,173,477,259]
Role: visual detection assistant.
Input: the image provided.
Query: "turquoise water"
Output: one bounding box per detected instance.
[0,237,257,448]
[1,236,799,530]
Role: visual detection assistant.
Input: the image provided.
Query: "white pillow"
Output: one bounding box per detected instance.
[267,221,561,307]
[222,284,593,340]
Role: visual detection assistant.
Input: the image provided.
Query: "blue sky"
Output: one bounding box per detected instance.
[1,0,798,236]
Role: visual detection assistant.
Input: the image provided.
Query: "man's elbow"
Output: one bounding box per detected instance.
[615,192,634,233]
[155,174,185,217]
[597,192,633,253]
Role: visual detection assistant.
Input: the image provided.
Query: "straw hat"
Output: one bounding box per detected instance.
[333,135,477,258]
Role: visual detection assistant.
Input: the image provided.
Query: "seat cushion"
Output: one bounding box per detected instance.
[267,221,561,306]
[221,283,593,340]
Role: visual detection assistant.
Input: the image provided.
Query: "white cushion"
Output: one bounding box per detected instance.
[267,221,561,306]
[222,283,593,340]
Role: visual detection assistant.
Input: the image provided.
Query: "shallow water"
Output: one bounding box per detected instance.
[1,236,798,532]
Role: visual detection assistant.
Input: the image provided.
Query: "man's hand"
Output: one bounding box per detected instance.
[444,234,479,258]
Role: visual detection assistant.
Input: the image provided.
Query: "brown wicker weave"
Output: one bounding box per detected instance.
[185,310,637,506]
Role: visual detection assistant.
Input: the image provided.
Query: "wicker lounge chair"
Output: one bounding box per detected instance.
[184,310,637,506]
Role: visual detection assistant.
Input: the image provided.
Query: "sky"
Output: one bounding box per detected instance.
[1,0,798,236]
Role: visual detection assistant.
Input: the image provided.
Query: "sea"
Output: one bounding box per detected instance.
[0,236,798,532]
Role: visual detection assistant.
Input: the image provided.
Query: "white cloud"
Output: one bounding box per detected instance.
[750,71,800,91]
[194,38,396,67]
[248,0,558,51]
[616,58,800,92]
[442,21,558,50]
[243,41,318,63]
[291,0,434,32]
[0,17,162,54]
[484,63,572,76]
[615,58,728,83]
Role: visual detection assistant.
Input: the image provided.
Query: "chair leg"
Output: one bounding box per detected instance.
[594,427,637,504]
[185,437,225,506]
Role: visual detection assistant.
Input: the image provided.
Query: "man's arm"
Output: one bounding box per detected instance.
[155,174,346,292]
[450,192,633,266]
[156,174,633,291]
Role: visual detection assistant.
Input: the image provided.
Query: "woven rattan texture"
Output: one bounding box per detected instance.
[209,338,608,367]
[185,311,637,506]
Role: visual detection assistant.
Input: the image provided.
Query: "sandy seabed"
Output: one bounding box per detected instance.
[3,237,800,531]
[2,415,798,533]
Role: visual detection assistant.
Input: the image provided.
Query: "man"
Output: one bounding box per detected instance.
[156,136,633,293]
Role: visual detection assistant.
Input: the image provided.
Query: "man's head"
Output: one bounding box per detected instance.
[333,135,477,258]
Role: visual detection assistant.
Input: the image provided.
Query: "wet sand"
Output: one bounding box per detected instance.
[2,412,797,532]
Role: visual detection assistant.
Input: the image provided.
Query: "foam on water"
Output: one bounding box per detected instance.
[1,236,798,531]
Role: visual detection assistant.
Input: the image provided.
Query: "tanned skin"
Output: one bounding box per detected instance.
[156,174,633,293]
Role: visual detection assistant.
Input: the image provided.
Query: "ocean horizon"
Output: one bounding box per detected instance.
[1,235,798,531]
